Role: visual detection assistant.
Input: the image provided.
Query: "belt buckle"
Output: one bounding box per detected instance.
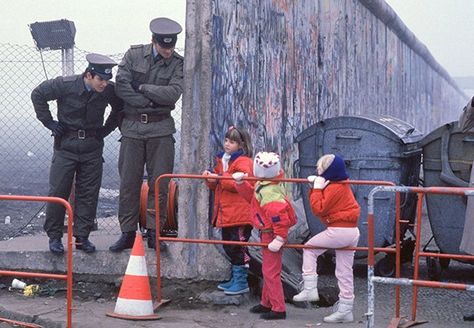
[77,130,86,139]
[140,114,148,124]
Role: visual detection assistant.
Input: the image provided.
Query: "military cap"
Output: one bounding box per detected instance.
[86,53,117,80]
[149,17,182,49]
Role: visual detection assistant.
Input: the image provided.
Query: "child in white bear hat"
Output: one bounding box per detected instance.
[232,151,297,320]
[293,154,360,323]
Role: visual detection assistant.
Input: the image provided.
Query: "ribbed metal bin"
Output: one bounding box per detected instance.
[295,114,422,257]
[420,121,474,255]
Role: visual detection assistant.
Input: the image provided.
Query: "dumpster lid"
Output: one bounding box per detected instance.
[355,114,423,144]
[296,114,423,145]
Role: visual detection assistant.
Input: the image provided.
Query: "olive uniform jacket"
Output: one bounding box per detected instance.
[115,43,184,139]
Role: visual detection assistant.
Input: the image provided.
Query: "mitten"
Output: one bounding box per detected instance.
[232,172,247,185]
[268,236,285,252]
[312,176,329,190]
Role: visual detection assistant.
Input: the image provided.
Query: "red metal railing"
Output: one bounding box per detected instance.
[366,186,474,328]
[0,195,73,328]
[152,174,397,304]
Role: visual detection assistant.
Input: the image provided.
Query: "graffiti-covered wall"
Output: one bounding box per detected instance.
[177,0,467,279]
[208,0,467,174]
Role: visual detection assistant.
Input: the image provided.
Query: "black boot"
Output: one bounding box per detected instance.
[49,238,64,255]
[109,232,136,252]
[75,237,96,253]
[146,229,167,251]
[249,304,271,314]
[260,311,286,320]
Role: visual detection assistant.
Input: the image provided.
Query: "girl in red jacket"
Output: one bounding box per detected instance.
[233,152,297,320]
[202,126,254,295]
[293,154,360,323]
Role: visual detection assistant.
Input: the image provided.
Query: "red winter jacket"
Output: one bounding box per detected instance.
[206,151,254,228]
[235,172,297,239]
[309,180,360,228]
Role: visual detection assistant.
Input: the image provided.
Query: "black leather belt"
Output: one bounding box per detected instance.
[64,129,97,139]
[125,113,171,124]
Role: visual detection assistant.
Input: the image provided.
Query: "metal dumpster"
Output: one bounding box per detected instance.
[420,121,474,257]
[295,114,422,261]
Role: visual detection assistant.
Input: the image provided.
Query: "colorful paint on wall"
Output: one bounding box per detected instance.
[210,0,466,178]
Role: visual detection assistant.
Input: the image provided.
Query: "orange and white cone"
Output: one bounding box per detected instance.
[107,233,160,320]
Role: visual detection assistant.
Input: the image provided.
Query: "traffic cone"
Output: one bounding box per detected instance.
[106,233,160,320]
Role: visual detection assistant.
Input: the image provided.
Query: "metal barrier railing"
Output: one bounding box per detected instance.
[0,195,73,328]
[151,174,397,305]
[366,186,474,328]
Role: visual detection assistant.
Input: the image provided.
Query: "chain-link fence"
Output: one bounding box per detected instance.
[0,43,183,239]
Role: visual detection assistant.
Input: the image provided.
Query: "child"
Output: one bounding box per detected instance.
[232,151,297,320]
[293,154,360,323]
[202,126,254,295]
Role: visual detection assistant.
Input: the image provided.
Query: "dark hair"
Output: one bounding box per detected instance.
[83,68,98,79]
[225,126,253,157]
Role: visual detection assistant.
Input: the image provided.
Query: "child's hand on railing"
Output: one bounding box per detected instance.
[202,170,218,183]
[232,172,248,185]
[310,176,330,190]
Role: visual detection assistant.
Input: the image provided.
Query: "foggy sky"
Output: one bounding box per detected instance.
[385,0,474,78]
[0,0,186,54]
[1,0,472,78]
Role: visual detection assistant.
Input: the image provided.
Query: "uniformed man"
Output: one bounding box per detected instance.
[31,53,124,254]
[109,17,184,252]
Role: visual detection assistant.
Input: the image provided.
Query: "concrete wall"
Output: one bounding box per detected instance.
[174,0,467,279]
[172,0,229,280]
[209,0,466,163]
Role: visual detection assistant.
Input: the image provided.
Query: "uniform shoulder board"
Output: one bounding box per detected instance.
[173,52,184,60]
[63,75,78,82]
[131,44,144,49]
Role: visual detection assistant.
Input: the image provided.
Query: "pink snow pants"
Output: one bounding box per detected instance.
[302,227,360,300]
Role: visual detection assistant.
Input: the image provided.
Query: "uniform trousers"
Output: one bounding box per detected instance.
[118,135,174,231]
[44,150,102,239]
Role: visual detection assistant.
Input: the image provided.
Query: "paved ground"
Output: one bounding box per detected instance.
[0,208,473,327]
[0,256,473,328]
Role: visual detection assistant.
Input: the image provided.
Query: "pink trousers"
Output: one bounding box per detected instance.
[302,227,360,300]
